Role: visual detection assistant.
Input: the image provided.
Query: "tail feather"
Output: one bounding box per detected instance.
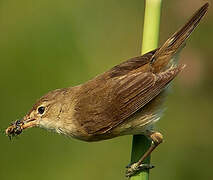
[151,2,209,73]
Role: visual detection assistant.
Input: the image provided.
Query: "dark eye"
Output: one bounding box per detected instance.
[38,106,45,115]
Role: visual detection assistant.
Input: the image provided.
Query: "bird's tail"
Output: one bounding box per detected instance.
[151,2,209,73]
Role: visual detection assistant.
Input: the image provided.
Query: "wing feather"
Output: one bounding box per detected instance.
[108,49,157,78]
[74,65,184,135]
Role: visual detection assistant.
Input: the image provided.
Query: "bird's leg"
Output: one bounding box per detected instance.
[126,131,163,177]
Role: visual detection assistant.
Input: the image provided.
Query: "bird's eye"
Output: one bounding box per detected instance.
[38,106,45,115]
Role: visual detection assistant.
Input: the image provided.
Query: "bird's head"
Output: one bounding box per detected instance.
[5,88,69,138]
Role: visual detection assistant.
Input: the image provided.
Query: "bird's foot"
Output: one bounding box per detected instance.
[125,162,154,177]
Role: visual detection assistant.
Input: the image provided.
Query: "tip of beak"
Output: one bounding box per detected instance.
[5,119,37,139]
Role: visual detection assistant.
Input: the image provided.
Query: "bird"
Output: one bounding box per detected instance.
[6,3,209,177]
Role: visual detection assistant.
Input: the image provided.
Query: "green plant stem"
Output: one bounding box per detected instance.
[142,0,162,54]
[130,0,162,180]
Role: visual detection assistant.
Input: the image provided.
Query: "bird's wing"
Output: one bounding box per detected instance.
[74,65,184,135]
[107,49,157,78]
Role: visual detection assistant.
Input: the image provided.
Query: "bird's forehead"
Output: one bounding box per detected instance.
[26,88,67,116]
[32,90,64,108]
[32,99,49,109]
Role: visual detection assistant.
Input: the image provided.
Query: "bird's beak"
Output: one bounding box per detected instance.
[5,118,38,138]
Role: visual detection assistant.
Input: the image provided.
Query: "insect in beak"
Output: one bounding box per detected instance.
[5,118,37,139]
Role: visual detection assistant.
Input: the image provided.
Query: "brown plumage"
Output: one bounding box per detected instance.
[74,64,184,138]
[5,3,209,177]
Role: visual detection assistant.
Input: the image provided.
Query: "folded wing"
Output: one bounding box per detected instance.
[74,65,184,135]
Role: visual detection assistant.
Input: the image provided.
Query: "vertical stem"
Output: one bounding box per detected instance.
[130,0,162,180]
[142,0,162,54]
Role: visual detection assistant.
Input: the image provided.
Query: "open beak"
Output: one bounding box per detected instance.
[5,118,38,139]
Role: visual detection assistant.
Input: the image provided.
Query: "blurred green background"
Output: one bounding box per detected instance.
[0,0,212,179]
